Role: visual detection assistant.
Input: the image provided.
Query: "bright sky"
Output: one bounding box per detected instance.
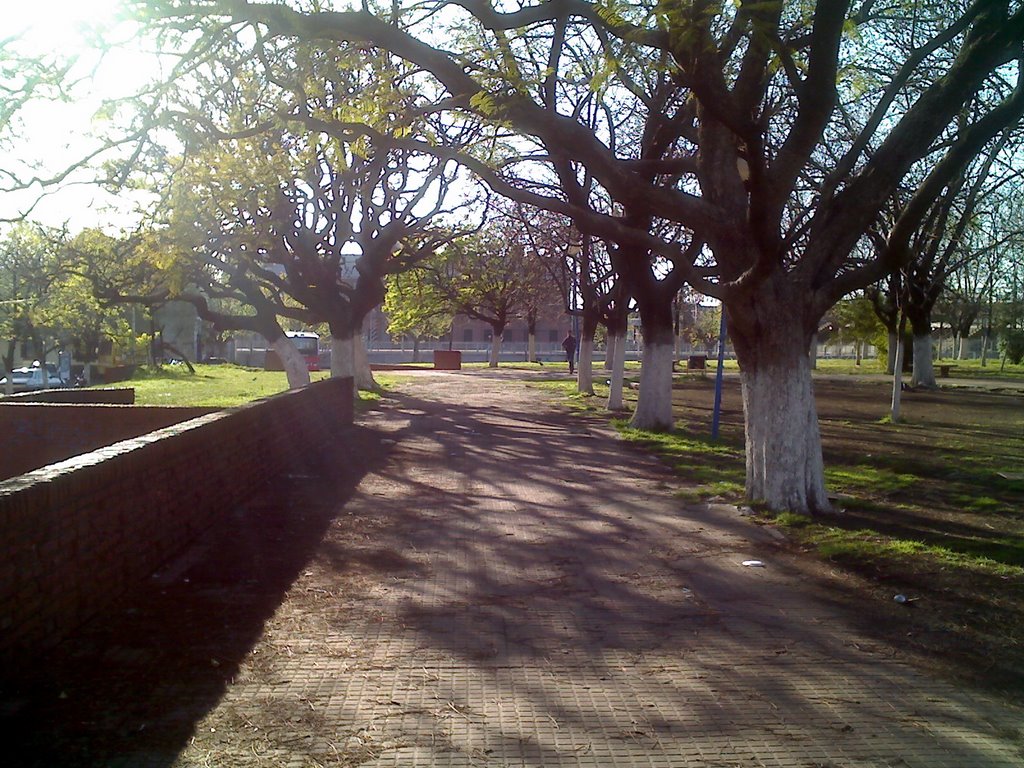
[3,0,164,231]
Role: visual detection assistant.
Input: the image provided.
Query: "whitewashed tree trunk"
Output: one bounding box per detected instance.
[742,355,830,513]
[353,333,379,391]
[489,333,501,367]
[331,335,355,380]
[957,334,968,360]
[271,336,311,389]
[629,341,674,431]
[605,333,617,371]
[578,336,594,394]
[606,332,626,410]
[886,332,898,375]
[891,335,905,423]
[527,331,537,363]
[911,333,936,388]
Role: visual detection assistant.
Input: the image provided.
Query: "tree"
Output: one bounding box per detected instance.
[382,268,452,362]
[830,294,886,366]
[140,1,1024,514]
[870,129,1023,387]
[427,225,537,368]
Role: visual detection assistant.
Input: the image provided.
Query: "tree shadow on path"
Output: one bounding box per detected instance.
[3,424,392,768]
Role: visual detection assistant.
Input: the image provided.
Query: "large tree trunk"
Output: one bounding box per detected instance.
[1,359,13,396]
[808,332,818,369]
[631,340,675,430]
[578,336,594,394]
[606,332,626,411]
[911,334,937,388]
[886,332,898,375]
[728,288,830,515]
[488,328,502,367]
[604,333,617,371]
[740,353,829,514]
[353,332,379,391]
[270,335,311,389]
[331,335,355,380]
[527,331,537,363]
[957,334,968,360]
[577,313,598,395]
[630,297,675,431]
[891,317,907,422]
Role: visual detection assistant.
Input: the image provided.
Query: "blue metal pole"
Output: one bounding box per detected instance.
[711,309,727,440]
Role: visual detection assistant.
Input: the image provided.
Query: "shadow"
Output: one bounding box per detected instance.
[3,424,393,768]
[8,370,1021,765]
[296,376,1021,763]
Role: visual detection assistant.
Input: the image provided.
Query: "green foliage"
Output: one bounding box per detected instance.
[0,223,131,364]
[999,329,1024,365]
[831,296,884,339]
[382,269,452,342]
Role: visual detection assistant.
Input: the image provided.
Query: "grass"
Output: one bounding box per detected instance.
[111,363,397,408]
[540,371,1024,691]
[772,517,1024,578]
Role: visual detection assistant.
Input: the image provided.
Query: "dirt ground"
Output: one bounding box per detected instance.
[641,372,1024,696]
[3,369,1022,767]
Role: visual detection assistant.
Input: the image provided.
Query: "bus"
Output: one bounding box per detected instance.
[286,331,321,371]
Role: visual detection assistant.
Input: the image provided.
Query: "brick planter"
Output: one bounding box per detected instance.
[433,350,462,370]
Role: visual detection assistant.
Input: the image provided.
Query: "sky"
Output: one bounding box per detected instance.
[3,0,163,231]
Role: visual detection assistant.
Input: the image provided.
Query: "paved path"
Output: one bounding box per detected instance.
[10,370,1024,767]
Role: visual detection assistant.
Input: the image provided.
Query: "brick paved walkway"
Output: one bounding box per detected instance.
[8,370,1023,766]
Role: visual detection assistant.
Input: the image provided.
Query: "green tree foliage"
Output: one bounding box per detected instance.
[1000,329,1024,364]
[830,294,886,355]
[382,268,453,350]
[130,1,1024,513]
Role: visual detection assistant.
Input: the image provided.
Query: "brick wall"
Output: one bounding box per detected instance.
[0,402,217,481]
[5,387,136,405]
[0,377,354,671]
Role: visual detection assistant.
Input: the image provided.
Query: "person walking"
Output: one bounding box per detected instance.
[561,331,577,375]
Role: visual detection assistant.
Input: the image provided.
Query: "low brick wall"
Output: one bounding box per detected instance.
[5,387,135,405]
[0,402,216,481]
[0,377,354,670]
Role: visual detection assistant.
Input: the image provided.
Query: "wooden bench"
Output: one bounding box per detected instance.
[938,363,958,378]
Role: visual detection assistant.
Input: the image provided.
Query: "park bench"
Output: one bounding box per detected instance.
[938,363,958,378]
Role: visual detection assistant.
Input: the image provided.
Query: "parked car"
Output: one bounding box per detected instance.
[1,363,68,393]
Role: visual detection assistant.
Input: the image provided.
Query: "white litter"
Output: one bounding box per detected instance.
[741,560,765,568]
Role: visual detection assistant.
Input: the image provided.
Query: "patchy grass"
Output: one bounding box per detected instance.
[527,378,616,412]
[617,424,746,502]
[932,357,1024,380]
[545,371,1024,693]
[119,363,398,409]
[773,516,1024,578]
